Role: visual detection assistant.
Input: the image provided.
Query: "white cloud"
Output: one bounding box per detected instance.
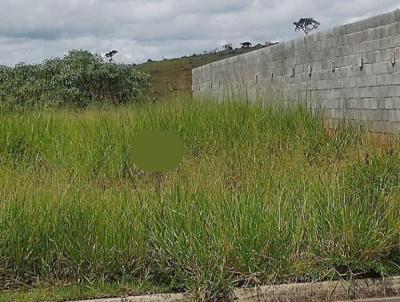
[0,0,398,66]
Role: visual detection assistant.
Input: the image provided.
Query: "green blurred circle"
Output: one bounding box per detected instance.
[132,130,184,173]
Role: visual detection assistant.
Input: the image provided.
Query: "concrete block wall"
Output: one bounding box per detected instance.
[192,9,400,133]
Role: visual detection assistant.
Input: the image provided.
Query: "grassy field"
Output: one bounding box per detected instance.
[0,96,400,301]
[136,47,266,98]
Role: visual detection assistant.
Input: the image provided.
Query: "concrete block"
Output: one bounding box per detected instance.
[372,62,393,74]
[388,85,400,97]
[376,98,385,110]
[320,59,329,70]
[336,66,348,78]
[369,98,379,109]
[357,99,367,109]
[335,35,346,46]
[376,74,395,85]
[333,108,345,119]
[337,78,351,88]
[347,64,372,77]
[344,20,365,35]
[346,109,362,120]
[365,51,377,63]
[386,22,398,36]
[385,98,394,109]
[346,32,361,44]
[396,20,400,35]
[392,34,400,48]
[368,109,389,121]
[387,121,400,133]
[334,25,346,36]
[346,87,357,98]
[322,47,336,59]
[348,99,358,109]
[392,97,400,109]
[347,77,358,88]
[329,89,341,99]
[329,99,340,108]
[357,75,377,87]
[338,98,347,108]
[393,72,400,84]
[328,79,341,90]
[346,42,356,55]
[370,86,388,98]
[370,39,383,52]
[366,28,377,41]
[377,97,386,109]
[367,12,395,29]
[321,70,333,80]
[389,110,400,121]
[382,37,396,49]
[340,55,357,67]
[359,109,368,120]
[375,49,392,62]
[358,87,371,98]
[360,100,369,110]
[374,26,388,40]
[370,120,391,132]
[396,54,400,73]
[317,31,327,41]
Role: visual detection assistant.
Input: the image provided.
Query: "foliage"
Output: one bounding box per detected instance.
[0,50,150,108]
[241,41,252,48]
[0,97,399,301]
[294,18,320,35]
[222,43,233,51]
[105,50,119,62]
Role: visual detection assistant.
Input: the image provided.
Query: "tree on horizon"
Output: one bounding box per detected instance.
[105,50,118,62]
[294,18,320,36]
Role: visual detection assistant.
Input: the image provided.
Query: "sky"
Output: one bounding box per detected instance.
[0,0,399,66]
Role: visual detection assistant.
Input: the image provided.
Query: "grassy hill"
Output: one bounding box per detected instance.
[136,45,270,98]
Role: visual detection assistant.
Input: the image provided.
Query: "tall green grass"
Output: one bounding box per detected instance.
[0,96,399,301]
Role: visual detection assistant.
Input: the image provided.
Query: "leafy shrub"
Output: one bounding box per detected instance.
[0,50,150,107]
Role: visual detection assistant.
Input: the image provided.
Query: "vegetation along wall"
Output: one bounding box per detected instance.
[192,10,400,133]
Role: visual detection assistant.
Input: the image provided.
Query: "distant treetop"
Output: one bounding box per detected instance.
[293,18,320,36]
[105,50,118,62]
[223,43,233,51]
[241,42,252,48]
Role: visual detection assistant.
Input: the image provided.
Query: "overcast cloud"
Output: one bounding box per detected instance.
[0,0,399,66]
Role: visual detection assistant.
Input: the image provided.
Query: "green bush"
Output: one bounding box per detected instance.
[0,50,150,107]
